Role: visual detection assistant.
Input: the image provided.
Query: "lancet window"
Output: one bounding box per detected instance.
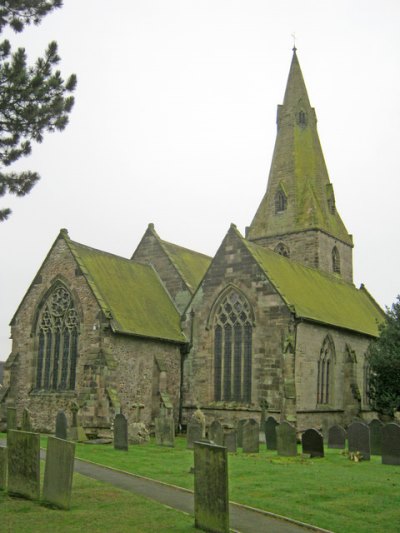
[317,336,335,404]
[214,290,253,403]
[275,189,287,213]
[35,284,79,391]
[332,246,341,274]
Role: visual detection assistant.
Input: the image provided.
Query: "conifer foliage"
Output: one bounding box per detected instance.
[0,1,76,221]
[367,296,400,417]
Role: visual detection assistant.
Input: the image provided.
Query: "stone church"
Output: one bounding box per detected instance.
[0,50,384,437]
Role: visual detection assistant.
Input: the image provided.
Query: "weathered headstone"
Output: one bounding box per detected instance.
[369,419,384,456]
[328,424,346,449]
[7,430,40,500]
[114,413,128,451]
[155,415,175,447]
[302,428,324,458]
[223,429,237,453]
[209,420,224,446]
[264,417,279,450]
[21,408,32,432]
[276,421,297,456]
[381,423,400,466]
[42,436,76,509]
[242,419,259,453]
[347,421,370,460]
[194,441,229,533]
[237,419,248,448]
[0,446,7,490]
[187,413,205,449]
[69,402,87,442]
[55,410,68,440]
[6,407,17,431]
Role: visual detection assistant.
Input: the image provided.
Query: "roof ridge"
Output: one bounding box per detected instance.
[161,239,212,260]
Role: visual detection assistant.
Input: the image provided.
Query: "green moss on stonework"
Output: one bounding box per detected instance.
[162,240,211,292]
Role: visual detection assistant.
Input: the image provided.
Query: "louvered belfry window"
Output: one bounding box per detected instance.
[214,290,252,403]
[36,285,79,390]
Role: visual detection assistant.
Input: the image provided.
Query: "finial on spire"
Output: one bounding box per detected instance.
[291,32,297,52]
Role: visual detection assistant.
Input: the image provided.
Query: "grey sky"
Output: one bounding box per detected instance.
[1,1,400,359]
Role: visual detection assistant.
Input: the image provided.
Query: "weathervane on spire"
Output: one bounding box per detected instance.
[291,32,297,52]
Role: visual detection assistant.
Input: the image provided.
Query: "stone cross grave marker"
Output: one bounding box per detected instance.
[6,407,17,431]
[369,419,384,456]
[209,419,224,446]
[264,417,279,450]
[223,429,237,453]
[302,428,324,458]
[7,429,40,500]
[0,446,7,490]
[194,441,229,533]
[55,410,68,440]
[237,418,248,448]
[347,421,370,460]
[242,419,259,453]
[21,408,32,432]
[187,416,205,449]
[381,422,400,466]
[114,413,128,451]
[42,436,76,509]
[155,414,175,447]
[277,421,297,457]
[328,424,346,449]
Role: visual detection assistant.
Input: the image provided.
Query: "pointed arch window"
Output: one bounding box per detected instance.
[275,189,287,214]
[274,242,290,258]
[298,110,307,126]
[214,290,253,403]
[332,246,341,274]
[317,336,335,404]
[35,284,79,391]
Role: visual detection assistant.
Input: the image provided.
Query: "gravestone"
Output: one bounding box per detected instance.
[242,419,259,453]
[69,402,88,442]
[0,446,7,490]
[55,410,68,440]
[114,413,128,451]
[6,407,17,431]
[369,419,384,456]
[328,424,346,449]
[347,421,370,460]
[187,415,205,449]
[7,430,40,500]
[194,441,229,533]
[237,419,248,448]
[276,421,297,456]
[155,415,175,447]
[223,429,237,453]
[302,428,324,458]
[21,408,32,432]
[43,436,76,509]
[264,417,279,450]
[381,423,400,466]
[209,420,224,446]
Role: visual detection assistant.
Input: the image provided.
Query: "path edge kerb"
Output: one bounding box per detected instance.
[73,455,334,533]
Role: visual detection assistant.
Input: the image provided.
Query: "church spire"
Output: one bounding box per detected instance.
[247,49,353,280]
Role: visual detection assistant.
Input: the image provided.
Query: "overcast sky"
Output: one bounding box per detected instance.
[1,1,399,360]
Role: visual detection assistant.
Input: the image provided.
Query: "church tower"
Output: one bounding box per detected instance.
[246,49,353,282]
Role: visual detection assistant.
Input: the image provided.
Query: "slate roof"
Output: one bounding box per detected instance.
[236,228,383,337]
[64,232,186,343]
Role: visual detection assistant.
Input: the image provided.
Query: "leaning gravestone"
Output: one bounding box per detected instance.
[347,421,370,460]
[21,408,32,432]
[155,415,175,447]
[242,419,259,453]
[194,441,229,533]
[369,419,384,456]
[264,417,279,450]
[114,413,128,451]
[42,436,76,509]
[209,420,224,446]
[187,417,204,449]
[328,424,346,449]
[237,419,248,448]
[277,421,297,457]
[55,411,68,440]
[6,407,17,431]
[223,429,237,453]
[7,430,40,500]
[302,428,324,458]
[0,446,7,490]
[381,423,400,466]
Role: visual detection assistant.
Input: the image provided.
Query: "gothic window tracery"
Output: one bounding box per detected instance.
[332,246,341,274]
[317,336,335,404]
[35,284,79,391]
[214,290,253,403]
[274,242,290,258]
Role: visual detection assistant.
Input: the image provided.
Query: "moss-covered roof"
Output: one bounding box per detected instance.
[239,231,383,336]
[160,239,212,292]
[65,234,186,343]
